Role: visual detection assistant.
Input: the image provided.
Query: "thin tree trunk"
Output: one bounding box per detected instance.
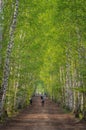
[0,0,19,117]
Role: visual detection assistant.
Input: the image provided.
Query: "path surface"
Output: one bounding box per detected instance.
[0,96,86,130]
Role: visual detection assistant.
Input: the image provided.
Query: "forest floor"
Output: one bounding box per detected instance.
[0,96,86,130]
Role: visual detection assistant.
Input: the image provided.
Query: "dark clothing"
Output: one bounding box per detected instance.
[41,96,43,99]
[30,98,32,105]
[41,98,45,106]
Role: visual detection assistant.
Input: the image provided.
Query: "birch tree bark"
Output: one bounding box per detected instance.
[0,0,19,116]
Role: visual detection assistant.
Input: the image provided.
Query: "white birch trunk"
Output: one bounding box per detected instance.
[76,26,84,114]
[0,0,19,116]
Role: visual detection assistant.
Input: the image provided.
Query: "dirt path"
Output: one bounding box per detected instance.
[0,96,86,130]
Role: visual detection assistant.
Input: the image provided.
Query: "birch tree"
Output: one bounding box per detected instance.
[0,0,19,116]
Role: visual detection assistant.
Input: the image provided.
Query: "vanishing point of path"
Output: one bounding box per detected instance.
[0,96,86,130]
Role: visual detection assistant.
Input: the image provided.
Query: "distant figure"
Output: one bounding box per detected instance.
[41,95,45,106]
[41,97,45,106]
[29,98,32,105]
[41,95,43,100]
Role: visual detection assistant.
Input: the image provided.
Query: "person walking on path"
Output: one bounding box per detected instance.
[29,98,32,105]
[41,94,46,106]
